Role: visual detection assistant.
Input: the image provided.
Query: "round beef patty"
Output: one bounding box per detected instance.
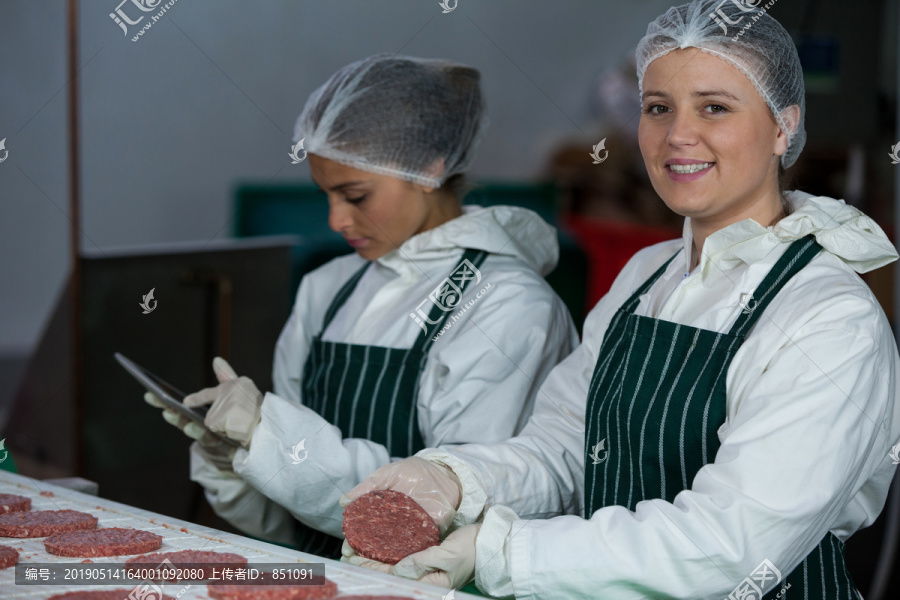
[342,490,439,565]
[0,544,19,569]
[126,549,248,579]
[49,591,174,600]
[207,573,339,600]
[0,509,97,538]
[0,493,31,515]
[45,527,162,557]
[334,596,417,599]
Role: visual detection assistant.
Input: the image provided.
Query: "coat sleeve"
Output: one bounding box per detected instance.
[189,443,297,545]
[473,284,900,599]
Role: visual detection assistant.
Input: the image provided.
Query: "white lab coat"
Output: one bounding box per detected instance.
[421,192,900,599]
[191,205,579,545]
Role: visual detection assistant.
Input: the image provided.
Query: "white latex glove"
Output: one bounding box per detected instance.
[144,391,236,469]
[340,539,394,574]
[183,357,263,448]
[341,525,479,591]
[339,457,462,534]
[393,524,480,589]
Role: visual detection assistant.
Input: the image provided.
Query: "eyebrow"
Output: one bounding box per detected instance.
[313,180,367,193]
[641,89,743,102]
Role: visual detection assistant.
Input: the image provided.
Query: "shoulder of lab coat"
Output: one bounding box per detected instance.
[231,247,578,538]
[417,251,580,447]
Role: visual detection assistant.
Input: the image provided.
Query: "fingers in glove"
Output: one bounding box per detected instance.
[161,409,190,430]
[340,476,381,507]
[184,422,231,451]
[183,421,211,442]
[344,553,394,575]
[144,392,165,409]
[418,571,453,588]
[341,540,357,559]
[212,356,238,383]
[393,524,479,589]
[393,545,448,580]
[183,385,220,408]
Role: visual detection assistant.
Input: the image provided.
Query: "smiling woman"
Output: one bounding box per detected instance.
[342,2,900,599]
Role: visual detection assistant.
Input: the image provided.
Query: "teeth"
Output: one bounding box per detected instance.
[669,162,713,174]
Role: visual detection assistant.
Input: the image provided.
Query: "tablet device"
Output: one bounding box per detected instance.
[115,352,241,448]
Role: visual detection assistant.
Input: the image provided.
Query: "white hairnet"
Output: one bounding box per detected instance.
[294,54,488,188]
[636,0,806,168]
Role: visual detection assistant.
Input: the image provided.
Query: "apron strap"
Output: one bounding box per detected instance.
[318,260,371,336]
[412,248,489,354]
[621,249,682,314]
[316,248,489,350]
[728,234,822,338]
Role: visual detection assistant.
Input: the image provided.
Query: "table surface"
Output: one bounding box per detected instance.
[0,470,477,599]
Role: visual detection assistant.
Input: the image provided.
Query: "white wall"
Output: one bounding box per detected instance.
[0,0,687,353]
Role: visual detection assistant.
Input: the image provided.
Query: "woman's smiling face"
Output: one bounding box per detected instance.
[638,48,791,227]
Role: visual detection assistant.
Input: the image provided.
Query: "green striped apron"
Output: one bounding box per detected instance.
[293,248,488,558]
[584,236,860,599]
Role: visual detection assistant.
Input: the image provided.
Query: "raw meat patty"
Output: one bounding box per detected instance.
[0,544,19,569]
[45,527,162,557]
[0,509,97,537]
[342,490,439,564]
[208,573,339,600]
[126,549,248,579]
[49,591,174,600]
[335,597,417,599]
[0,493,31,515]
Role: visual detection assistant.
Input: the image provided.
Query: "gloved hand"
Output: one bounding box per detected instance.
[144,391,237,470]
[340,540,394,574]
[183,357,263,448]
[341,525,479,590]
[339,456,463,534]
[393,524,479,589]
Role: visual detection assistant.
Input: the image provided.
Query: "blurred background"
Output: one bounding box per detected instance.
[0,0,898,596]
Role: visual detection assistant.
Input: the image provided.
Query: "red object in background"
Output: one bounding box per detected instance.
[563,216,680,313]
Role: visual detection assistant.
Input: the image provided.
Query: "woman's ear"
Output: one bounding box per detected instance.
[774,105,801,159]
[418,158,446,194]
